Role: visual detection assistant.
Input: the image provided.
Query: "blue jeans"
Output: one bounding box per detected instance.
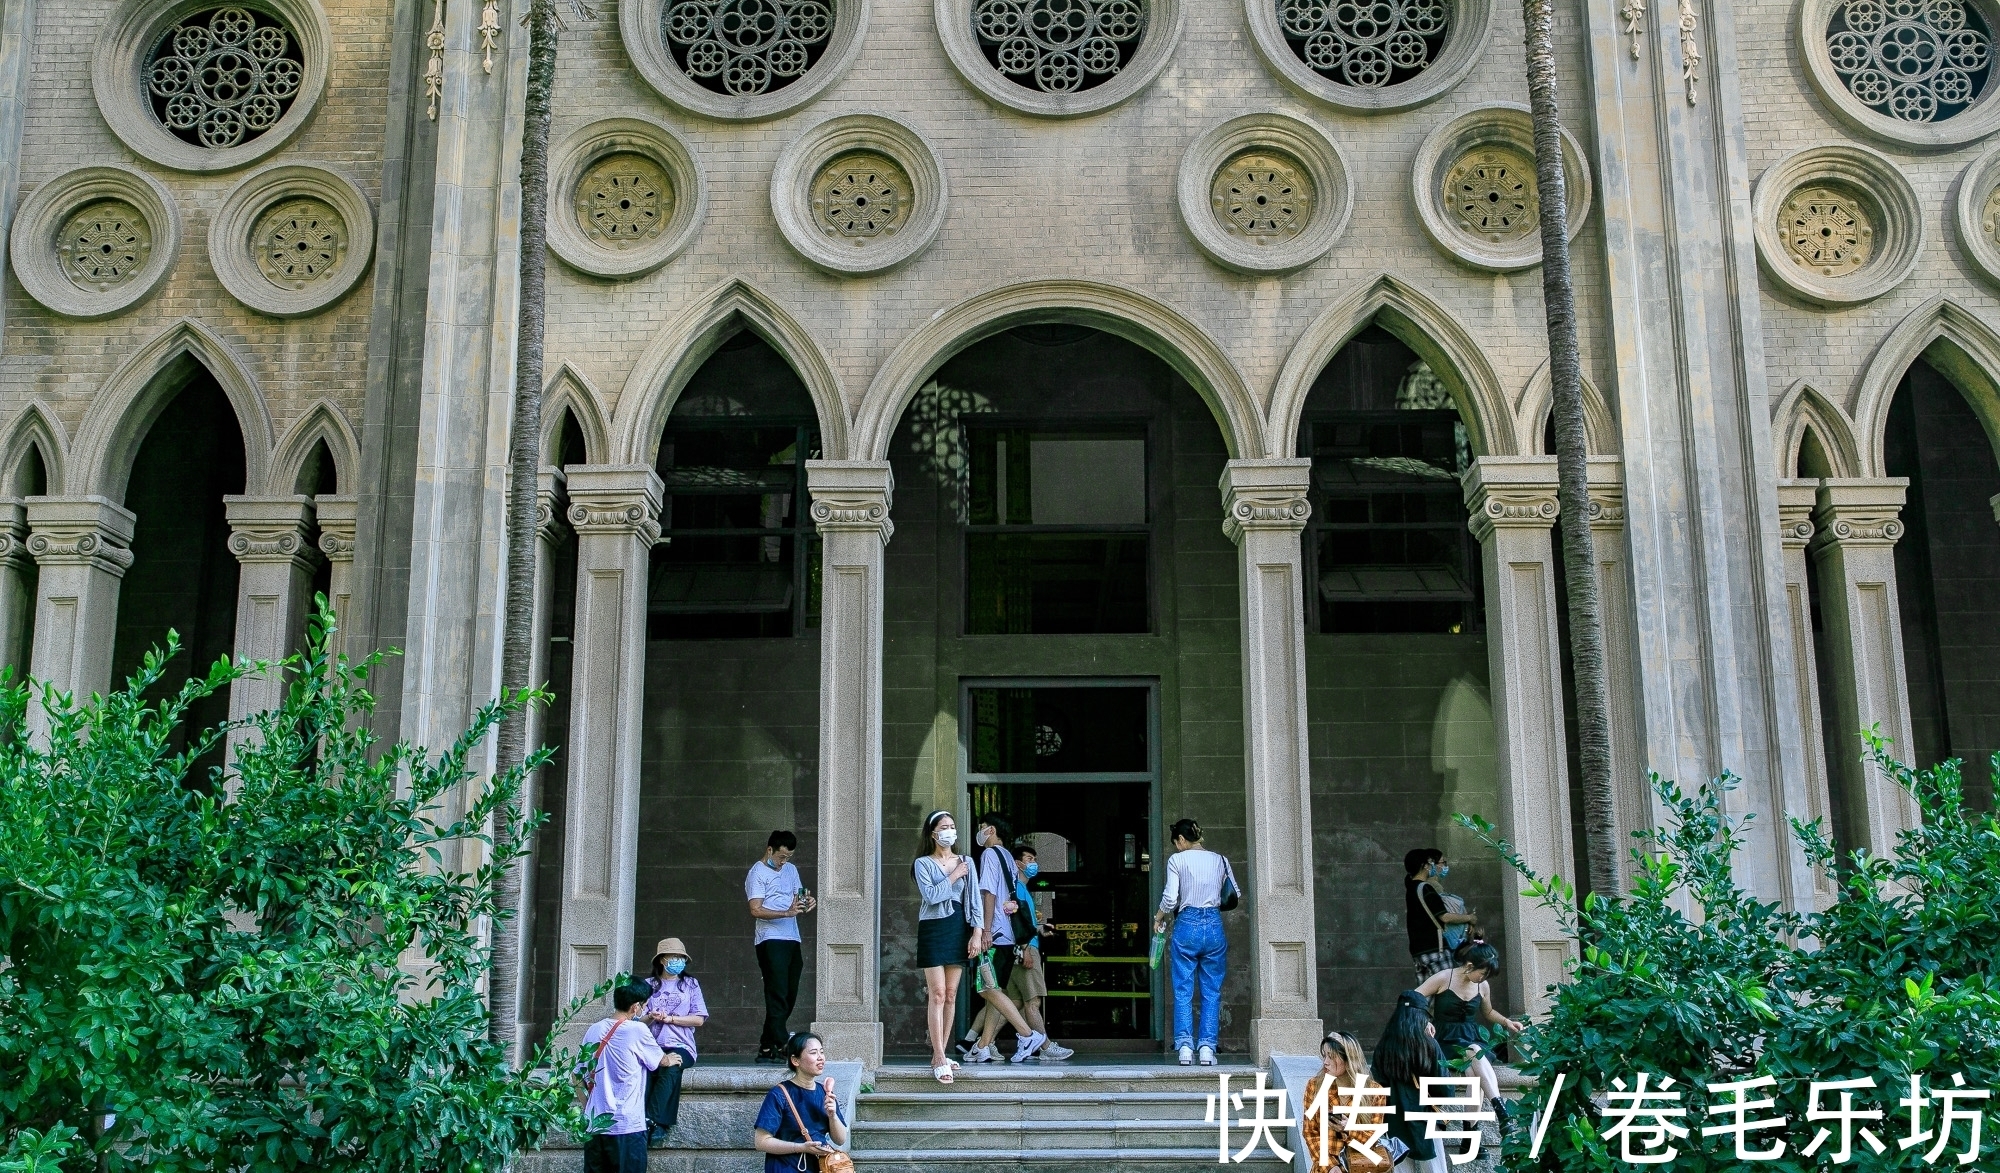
[1169,906,1226,1050]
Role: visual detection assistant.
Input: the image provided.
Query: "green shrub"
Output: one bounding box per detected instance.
[1465,737,2000,1171]
[0,607,594,1172]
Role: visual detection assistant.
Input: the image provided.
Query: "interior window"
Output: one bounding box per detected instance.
[964,426,1150,634]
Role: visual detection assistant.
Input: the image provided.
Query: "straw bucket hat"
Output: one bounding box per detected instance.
[652,937,689,962]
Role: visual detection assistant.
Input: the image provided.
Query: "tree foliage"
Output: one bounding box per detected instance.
[0,607,594,1171]
[1466,736,2000,1170]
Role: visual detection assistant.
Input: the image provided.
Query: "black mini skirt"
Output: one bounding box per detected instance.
[915,905,971,968]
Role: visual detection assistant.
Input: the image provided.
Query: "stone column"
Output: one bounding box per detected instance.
[550,465,660,1044]
[0,499,32,675]
[313,494,358,656]
[1462,458,1575,1017]
[1585,460,1649,876]
[510,467,566,1048]
[1809,479,1919,854]
[1776,481,1837,907]
[224,497,320,731]
[805,460,892,1069]
[1218,458,1323,1062]
[25,497,136,719]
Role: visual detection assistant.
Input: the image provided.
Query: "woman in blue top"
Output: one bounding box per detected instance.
[911,809,982,1084]
[752,1032,849,1172]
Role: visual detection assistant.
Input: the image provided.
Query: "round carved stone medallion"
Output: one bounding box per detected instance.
[972,0,1148,93]
[1277,0,1451,89]
[1983,182,2000,244]
[577,153,674,249]
[811,152,910,239]
[1211,150,1314,241]
[57,200,154,291]
[663,0,837,96]
[1779,184,1874,275]
[1446,146,1538,244]
[1824,0,1992,124]
[253,197,343,288]
[145,6,305,150]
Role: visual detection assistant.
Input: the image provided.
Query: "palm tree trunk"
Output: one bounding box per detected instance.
[490,0,561,1063]
[1522,0,1620,899]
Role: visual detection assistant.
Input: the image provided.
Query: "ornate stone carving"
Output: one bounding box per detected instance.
[480,0,501,71]
[1679,0,1701,103]
[228,524,313,562]
[1825,0,1991,124]
[1952,143,2000,285]
[1815,510,1905,545]
[425,0,446,119]
[317,527,355,558]
[0,516,29,568]
[27,524,135,572]
[147,7,304,150]
[577,153,674,249]
[253,197,344,288]
[811,152,910,240]
[1780,185,1873,276]
[568,496,663,545]
[1587,485,1627,527]
[1780,511,1817,549]
[664,0,835,96]
[1446,146,1538,244]
[1276,0,1449,89]
[1622,0,1645,58]
[973,0,1146,93]
[1466,484,1559,542]
[1221,490,1311,543]
[1984,181,2000,244]
[809,493,895,541]
[57,200,152,292]
[1212,150,1313,241]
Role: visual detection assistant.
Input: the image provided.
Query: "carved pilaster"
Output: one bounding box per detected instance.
[316,494,358,563]
[1466,483,1560,541]
[224,497,320,738]
[1808,478,1917,855]
[1775,480,1835,906]
[808,475,895,543]
[0,500,29,676]
[226,496,319,570]
[25,497,138,723]
[27,499,136,574]
[1777,482,1817,552]
[535,467,567,546]
[1219,458,1322,1060]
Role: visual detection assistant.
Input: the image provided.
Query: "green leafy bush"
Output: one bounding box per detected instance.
[1466,736,2000,1170]
[0,608,593,1172]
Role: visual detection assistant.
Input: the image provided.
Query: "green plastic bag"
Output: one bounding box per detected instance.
[1149,930,1168,970]
[974,948,1000,992]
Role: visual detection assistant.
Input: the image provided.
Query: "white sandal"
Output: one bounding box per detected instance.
[933,1063,955,1084]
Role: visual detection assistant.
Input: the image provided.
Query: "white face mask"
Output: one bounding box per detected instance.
[936,828,958,848]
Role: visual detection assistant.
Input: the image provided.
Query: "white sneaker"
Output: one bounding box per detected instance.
[1039,1042,1074,1061]
[1178,1046,1195,1066]
[1198,1046,1217,1066]
[1011,1031,1047,1062]
[963,1045,996,1064]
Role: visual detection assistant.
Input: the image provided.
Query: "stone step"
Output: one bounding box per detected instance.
[851,1116,1226,1150]
[857,1090,1205,1122]
[865,1063,1260,1097]
[845,1147,1290,1170]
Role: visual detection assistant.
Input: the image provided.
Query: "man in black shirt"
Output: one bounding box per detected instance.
[1404,847,1476,981]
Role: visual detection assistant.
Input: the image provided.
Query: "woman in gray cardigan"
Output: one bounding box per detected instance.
[912,810,981,1083]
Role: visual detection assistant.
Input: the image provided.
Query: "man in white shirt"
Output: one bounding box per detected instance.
[966,815,1047,1062]
[578,982,666,1171]
[745,829,816,1063]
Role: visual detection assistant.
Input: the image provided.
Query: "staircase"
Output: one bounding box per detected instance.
[848,1062,1292,1171]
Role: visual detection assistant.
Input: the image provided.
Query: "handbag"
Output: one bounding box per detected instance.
[1218,856,1241,912]
[778,1080,855,1173]
[1420,881,1468,952]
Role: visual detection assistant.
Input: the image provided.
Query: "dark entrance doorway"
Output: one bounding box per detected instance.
[962,680,1160,1042]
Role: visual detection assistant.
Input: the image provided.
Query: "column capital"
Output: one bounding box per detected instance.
[1776,479,1819,551]
[1218,458,1312,544]
[314,494,358,562]
[806,460,894,543]
[1811,477,1909,551]
[1463,456,1558,541]
[563,464,664,543]
[224,495,319,568]
[536,467,567,545]
[25,496,136,575]
[0,498,29,568]
[1586,457,1626,530]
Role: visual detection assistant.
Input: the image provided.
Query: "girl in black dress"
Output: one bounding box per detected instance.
[1373,991,1445,1172]
[1415,941,1522,1121]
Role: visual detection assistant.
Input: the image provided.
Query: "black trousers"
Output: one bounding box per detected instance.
[581,1131,647,1173]
[645,1047,694,1134]
[757,939,804,1053]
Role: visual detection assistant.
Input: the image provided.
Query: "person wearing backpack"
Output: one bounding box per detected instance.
[1403,849,1476,982]
[577,982,668,1172]
[956,814,1047,1064]
[1152,818,1238,1066]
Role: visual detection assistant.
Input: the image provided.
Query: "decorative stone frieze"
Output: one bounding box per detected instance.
[547,119,706,280]
[938,0,1181,116]
[93,0,331,173]
[1247,0,1492,111]
[209,164,375,317]
[1752,144,1922,305]
[27,509,137,572]
[771,115,945,276]
[1800,0,2000,148]
[10,167,180,320]
[621,0,867,120]
[1952,142,2000,287]
[1412,105,1590,272]
[1176,113,1353,275]
[226,497,317,567]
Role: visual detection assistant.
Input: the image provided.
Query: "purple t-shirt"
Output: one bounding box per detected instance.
[644,974,709,1058]
[579,1018,664,1136]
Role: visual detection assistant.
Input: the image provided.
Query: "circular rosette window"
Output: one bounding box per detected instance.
[1411,104,1589,272]
[10,166,181,320]
[771,114,947,275]
[548,119,707,280]
[1247,0,1489,111]
[1751,143,1923,305]
[623,0,867,119]
[1176,113,1354,274]
[937,0,1183,115]
[1800,0,2000,146]
[209,164,375,317]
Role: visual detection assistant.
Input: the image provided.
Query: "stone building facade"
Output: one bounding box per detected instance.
[1,0,1995,1066]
